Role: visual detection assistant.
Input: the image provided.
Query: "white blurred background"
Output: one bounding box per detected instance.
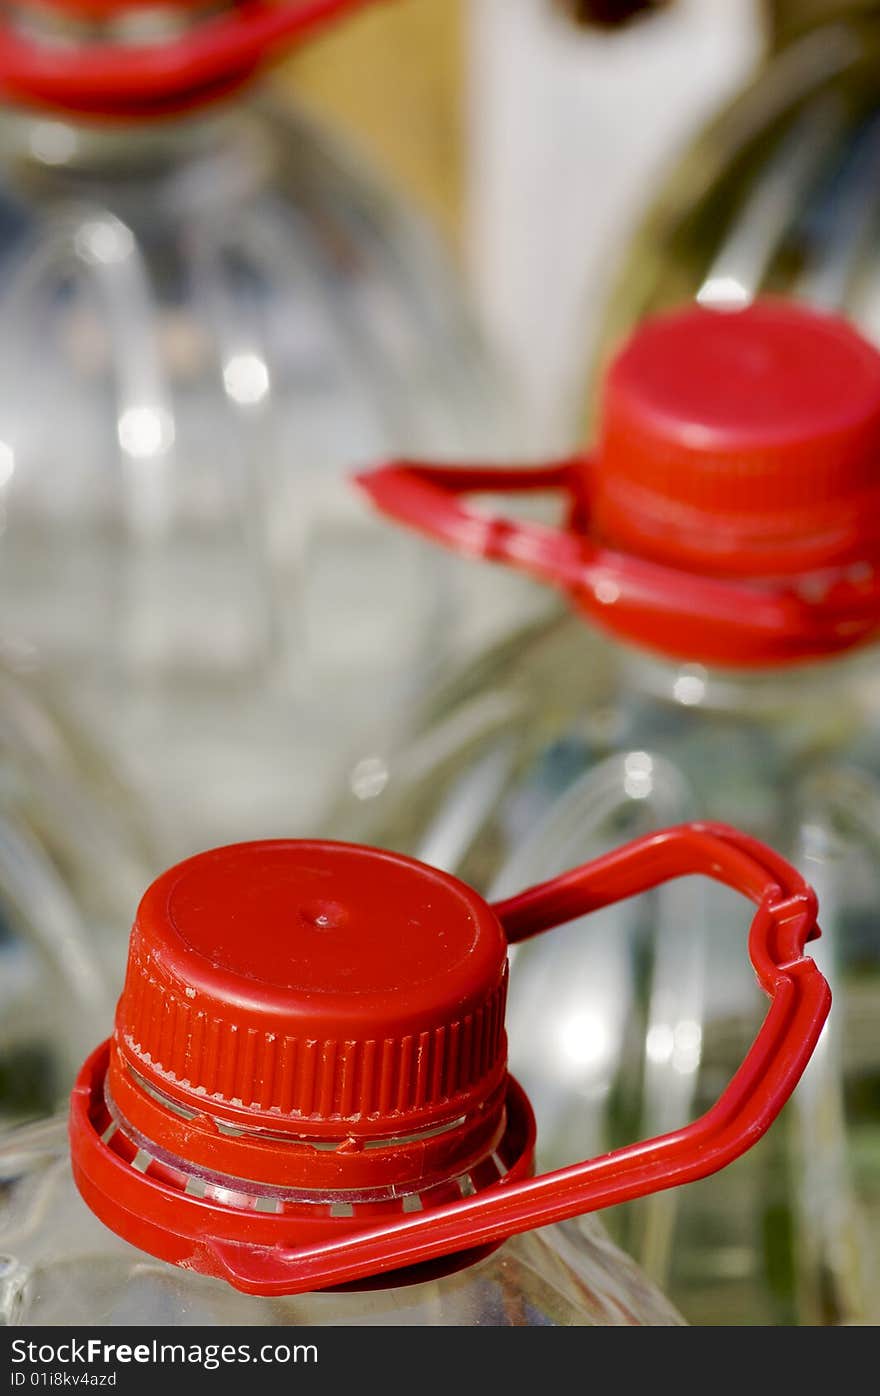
[466,0,762,447]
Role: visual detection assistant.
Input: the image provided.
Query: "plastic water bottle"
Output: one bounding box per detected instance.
[0,829,827,1324]
[352,297,880,1324]
[0,0,511,857]
[0,658,151,1124]
[600,3,880,370]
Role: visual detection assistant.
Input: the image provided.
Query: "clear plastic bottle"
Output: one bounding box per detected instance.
[0,657,152,1125]
[597,2,880,380]
[350,298,880,1325]
[0,831,828,1325]
[0,0,513,858]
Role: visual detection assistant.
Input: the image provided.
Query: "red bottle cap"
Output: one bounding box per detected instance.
[357,300,880,665]
[112,840,508,1141]
[595,300,880,576]
[70,828,829,1295]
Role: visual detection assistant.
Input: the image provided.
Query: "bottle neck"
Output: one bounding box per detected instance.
[617,641,877,727]
[0,104,244,173]
[5,0,211,44]
[106,1042,513,1201]
[0,2,249,172]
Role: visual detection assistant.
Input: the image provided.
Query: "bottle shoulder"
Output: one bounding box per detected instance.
[339,614,880,877]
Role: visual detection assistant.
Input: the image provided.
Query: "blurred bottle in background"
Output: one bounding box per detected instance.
[0,652,150,1125]
[0,0,518,861]
[597,1,880,396]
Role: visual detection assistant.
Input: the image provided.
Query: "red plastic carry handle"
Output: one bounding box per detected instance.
[0,0,384,117]
[198,821,829,1293]
[358,459,880,666]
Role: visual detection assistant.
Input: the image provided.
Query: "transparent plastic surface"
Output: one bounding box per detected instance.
[598,16,880,389]
[0,659,151,1125]
[334,612,880,1325]
[0,94,515,858]
[0,1117,683,1327]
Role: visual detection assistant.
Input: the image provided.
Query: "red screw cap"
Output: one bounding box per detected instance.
[111,840,508,1139]
[595,300,880,576]
[70,826,829,1295]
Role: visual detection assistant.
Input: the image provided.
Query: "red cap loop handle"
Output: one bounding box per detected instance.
[143,821,828,1294]
[358,460,880,666]
[0,0,383,117]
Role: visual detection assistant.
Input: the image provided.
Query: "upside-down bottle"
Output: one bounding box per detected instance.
[351,297,880,1325]
[0,657,151,1125]
[0,830,828,1325]
[0,0,510,857]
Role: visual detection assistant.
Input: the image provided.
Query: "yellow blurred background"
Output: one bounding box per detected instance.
[275,0,464,247]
